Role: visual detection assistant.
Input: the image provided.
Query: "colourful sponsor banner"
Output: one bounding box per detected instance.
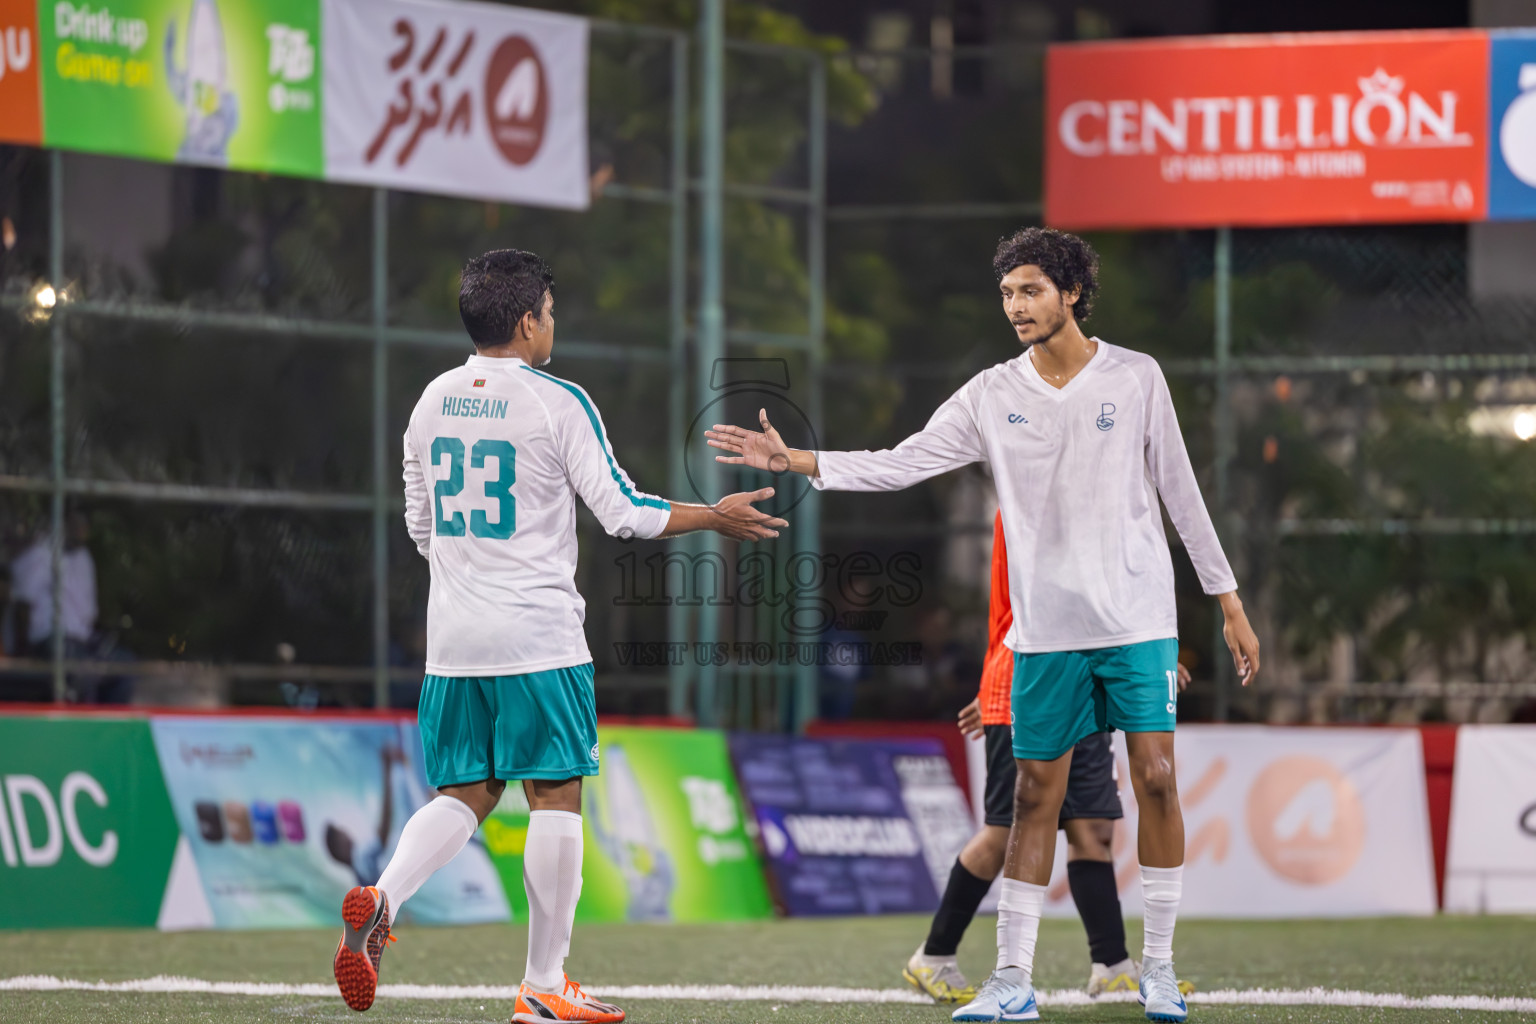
[150,717,508,928]
[37,0,322,175]
[1445,725,1536,913]
[729,734,973,917]
[1489,31,1536,221]
[323,0,589,209]
[0,715,180,928]
[1024,727,1436,920]
[1046,31,1491,228]
[484,727,772,923]
[0,0,42,144]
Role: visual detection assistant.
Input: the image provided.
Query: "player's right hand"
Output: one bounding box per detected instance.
[711,487,789,541]
[957,698,983,739]
[706,409,794,474]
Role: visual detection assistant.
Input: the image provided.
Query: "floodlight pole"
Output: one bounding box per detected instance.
[1212,225,1233,722]
[695,0,725,727]
[371,188,390,710]
[49,151,66,704]
[667,33,692,720]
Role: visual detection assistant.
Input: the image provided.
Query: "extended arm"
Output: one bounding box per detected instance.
[1145,369,1260,684]
[706,380,986,492]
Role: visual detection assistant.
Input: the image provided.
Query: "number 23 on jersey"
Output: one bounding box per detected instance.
[432,437,516,539]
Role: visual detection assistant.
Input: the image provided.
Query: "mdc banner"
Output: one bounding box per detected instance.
[1030,726,1436,919]
[150,716,509,929]
[1046,31,1490,228]
[1445,725,1536,913]
[37,0,323,176]
[0,715,180,929]
[729,734,974,917]
[483,727,772,923]
[323,0,588,209]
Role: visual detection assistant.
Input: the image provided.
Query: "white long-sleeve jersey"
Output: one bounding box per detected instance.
[404,354,671,676]
[813,340,1236,654]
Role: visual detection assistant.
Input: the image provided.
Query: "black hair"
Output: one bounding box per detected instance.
[457,249,555,348]
[992,227,1100,323]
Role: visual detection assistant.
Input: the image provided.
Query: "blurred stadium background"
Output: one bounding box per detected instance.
[2,0,1535,1020]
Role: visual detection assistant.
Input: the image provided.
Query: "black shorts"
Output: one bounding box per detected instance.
[981,725,1123,828]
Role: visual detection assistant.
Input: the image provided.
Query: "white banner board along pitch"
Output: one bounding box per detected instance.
[1445,725,1536,913]
[1024,726,1437,919]
[324,0,589,209]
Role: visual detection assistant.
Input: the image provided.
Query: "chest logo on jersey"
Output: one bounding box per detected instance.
[473,378,486,388]
[1007,413,1028,424]
[1096,402,1116,431]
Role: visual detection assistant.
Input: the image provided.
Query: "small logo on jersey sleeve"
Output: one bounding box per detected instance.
[473,378,487,388]
[1096,402,1116,431]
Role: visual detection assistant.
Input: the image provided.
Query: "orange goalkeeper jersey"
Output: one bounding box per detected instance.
[978,511,1013,726]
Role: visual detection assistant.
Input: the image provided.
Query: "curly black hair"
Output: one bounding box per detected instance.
[992,227,1100,323]
[458,249,555,348]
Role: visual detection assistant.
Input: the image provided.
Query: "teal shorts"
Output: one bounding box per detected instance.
[417,663,600,788]
[1010,639,1179,761]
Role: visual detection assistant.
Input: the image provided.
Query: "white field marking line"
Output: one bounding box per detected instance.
[2,976,1535,1013]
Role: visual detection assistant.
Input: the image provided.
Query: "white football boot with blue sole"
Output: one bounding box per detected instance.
[951,967,1039,1022]
[1137,957,1189,1022]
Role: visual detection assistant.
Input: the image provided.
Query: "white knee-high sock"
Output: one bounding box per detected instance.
[995,878,1047,982]
[374,795,479,925]
[1140,865,1183,961]
[524,810,584,991]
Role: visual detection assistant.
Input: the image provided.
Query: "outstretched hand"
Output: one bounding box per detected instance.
[706,409,794,474]
[711,487,789,542]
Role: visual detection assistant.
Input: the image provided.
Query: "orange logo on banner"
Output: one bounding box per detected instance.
[0,0,41,146]
[1045,31,1489,229]
[1245,756,1365,885]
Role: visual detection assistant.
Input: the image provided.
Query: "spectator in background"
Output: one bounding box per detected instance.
[10,510,132,703]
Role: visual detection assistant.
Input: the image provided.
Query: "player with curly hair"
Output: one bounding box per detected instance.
[706,227,1260,1023]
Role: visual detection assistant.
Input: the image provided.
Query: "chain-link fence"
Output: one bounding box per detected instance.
[3,21,1532,727]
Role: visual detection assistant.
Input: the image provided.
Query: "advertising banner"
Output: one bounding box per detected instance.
[1046,31,1490,228]
[729,734,973,917]
[1489,31,1536,220]
[37,0,323,176]
[1029,726,1436,919]
[323,0,589,209]
[484,726,772,923]
[150,716,508,929]
[1445,725,1536,913]
[0,715,179,928]
[0,0,42,144]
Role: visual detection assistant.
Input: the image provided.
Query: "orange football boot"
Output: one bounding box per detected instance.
[512,975,625,1024]
[333,885,394,1011]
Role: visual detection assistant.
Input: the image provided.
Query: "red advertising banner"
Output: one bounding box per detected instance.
[1045,31,1490,229]
[0,0,41,145]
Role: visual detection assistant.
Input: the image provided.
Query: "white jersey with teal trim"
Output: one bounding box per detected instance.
[812,340,1237,654]
[404,353,671,677]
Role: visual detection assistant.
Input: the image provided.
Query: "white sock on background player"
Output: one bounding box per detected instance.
[995,878,1047,983]
[523,810,584,991]
[1140,864,1183,961]
[375,795,479,925]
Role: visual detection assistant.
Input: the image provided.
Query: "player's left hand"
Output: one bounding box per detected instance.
[957,698,983,739]
[1219,595,1261,686]
[706,410,794,474]
[711,487,789,542]
[1176,662,1191,692]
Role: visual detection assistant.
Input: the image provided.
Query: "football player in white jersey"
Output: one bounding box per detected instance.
[707,228,1260,1023]
[333,249,785,1023]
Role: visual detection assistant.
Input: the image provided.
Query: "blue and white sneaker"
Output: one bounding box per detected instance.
[950,967,1038,1022]
[1137,957,1189,1022]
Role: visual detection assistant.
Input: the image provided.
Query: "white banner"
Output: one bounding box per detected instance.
[324,0,589,209]
[1445,725,1536,913]
[1027,726,1436,919]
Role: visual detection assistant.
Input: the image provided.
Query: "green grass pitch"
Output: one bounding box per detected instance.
[1,915,1532,1023]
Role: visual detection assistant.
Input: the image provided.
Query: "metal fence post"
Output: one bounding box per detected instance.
[667,33,693,721]
[695,0,725,727]
[793,56,827,734]
[371,189,390,709]
[1212,225,1233,721]
[49,151,66,703]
